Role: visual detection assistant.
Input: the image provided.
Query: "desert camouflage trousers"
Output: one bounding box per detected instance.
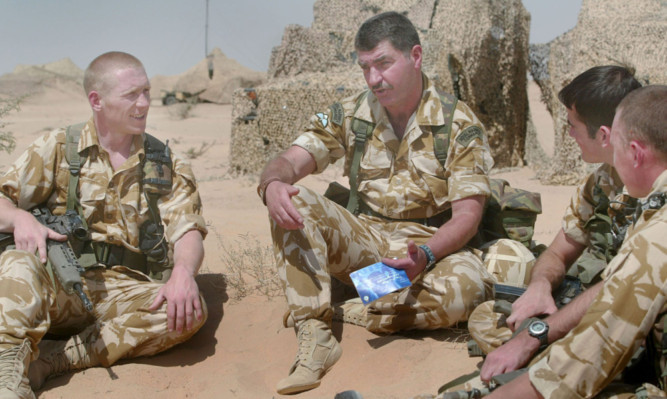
[270,185,494,334]
[468,300,513,354]
[0,249,207,366]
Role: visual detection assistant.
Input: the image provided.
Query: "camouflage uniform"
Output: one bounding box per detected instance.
[0,119,207,364]
[469,164,626,353]
[529,170,667,398]
[272,74,495,333]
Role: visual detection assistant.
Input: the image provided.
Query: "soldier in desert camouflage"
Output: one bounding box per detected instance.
[258,11,495,395]
[468,66,642,355]
[483,85,667,398]
[0,51,207,399]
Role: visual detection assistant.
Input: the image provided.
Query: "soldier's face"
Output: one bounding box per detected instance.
[98,67,151,136]
[566,107,607,163]
[357,40,422,110]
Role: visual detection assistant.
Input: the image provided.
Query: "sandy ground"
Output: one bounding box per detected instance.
[0,81,576,399]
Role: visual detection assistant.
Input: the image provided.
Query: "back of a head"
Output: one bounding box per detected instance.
[354,11,420,54]
[616,85,667,160]
[558,65,642,137]
[83,51,145,95]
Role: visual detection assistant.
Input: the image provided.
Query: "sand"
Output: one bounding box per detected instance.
[0,81,575,399]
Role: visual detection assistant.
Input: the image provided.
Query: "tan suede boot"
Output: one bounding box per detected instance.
[276,319,342,395]
[28,338,99,391]
[333,298,367,327]
[0,339,36,399]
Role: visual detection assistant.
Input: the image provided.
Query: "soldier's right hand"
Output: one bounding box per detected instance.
[506,283,557,331]
[12,209,66,263]
[266,181,305,230]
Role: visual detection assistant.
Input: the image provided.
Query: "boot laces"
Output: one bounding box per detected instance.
[0,346,22,387]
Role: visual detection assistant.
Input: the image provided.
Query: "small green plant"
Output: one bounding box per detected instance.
[0,97,21,154]
[211,228,282,301]
[186,140,215,159]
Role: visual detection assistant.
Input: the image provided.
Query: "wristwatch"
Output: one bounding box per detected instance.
[527,319,549,351]
[418,244,436,272]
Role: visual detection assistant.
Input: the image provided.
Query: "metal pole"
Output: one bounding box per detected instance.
[205,0,209,57]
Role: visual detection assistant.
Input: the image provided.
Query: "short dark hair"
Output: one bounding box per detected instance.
[354,11,420,54]
[616,85,667,159]
[558,65,641,139]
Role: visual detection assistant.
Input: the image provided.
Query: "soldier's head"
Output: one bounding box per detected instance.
[558,65,641,164]
[355,12,423,112]
[84,51,151,137]
[610,85,667,197]
[355,11,420,55]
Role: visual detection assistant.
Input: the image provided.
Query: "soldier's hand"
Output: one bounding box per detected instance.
[265,181,304,230]
[506,283,557,331]
[480,332,538,383]
[12,209,67,263]
[149,267,203,333]
[382,240,425,281]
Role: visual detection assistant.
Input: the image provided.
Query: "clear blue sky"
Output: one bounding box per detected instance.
[0,0,581,77]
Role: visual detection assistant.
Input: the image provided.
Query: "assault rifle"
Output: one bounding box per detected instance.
[30,208,93,311]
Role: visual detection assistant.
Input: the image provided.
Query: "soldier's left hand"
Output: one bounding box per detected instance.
[480,332,538,382]
[382,240,426,280]
[149,267,204,333]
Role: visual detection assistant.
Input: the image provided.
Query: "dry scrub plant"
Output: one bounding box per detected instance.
[0,98,20,154]
[212,228,282,301]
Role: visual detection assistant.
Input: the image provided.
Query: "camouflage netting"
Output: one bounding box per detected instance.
[231,0,531,174]
[528,0,667,185]
[230,71,366,174]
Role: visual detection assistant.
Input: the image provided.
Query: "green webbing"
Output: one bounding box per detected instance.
[65,123,88,229]
[346,90,457,216]
[346,91,373,215]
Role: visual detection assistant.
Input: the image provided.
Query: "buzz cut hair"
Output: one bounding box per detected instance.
[83,51,145,95]
[616,85,667,159]
[558,65,641,139]
[354,11,420,55]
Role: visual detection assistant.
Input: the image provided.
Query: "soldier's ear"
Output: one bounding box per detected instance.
[88,91,102,111]
[598,125,611,147]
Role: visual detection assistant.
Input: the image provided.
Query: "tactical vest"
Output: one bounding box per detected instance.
[328,89,542,250]
[65,123,173,282]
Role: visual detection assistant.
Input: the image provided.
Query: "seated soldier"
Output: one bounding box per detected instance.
[0,51,207,399]
[485,84,667,398]
[468,65,641,354]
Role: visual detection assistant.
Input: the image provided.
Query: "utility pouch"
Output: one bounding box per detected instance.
[324,181,351,208]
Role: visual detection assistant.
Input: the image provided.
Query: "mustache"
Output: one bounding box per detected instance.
[371,82,393,91]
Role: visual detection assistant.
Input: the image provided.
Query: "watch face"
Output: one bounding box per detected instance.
[530,321,548,335]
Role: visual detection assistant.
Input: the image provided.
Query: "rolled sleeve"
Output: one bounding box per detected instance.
[160,156,207,244]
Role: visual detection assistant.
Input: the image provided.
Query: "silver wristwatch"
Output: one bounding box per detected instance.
[528,319,549,351]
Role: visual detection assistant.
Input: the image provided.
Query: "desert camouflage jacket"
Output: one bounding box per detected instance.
[0,118,207,252]
[562,163,625,246]
[528,170,667,399]
[292,73,494,220]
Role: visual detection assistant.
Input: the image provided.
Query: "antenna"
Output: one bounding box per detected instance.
[205,0,210,57]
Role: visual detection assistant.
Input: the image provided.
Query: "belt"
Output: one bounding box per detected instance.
[357,201,452,228]
[91,242,147,270]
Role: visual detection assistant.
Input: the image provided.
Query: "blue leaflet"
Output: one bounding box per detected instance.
[349,262,412,305]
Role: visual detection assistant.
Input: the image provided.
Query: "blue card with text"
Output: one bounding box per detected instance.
[349,262,412,305]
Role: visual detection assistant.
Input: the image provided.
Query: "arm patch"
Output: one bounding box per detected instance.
[456,125,483,147]
[329,102,344,126]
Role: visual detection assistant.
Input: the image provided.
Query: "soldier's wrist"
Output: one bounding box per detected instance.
[257,177,282,205]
